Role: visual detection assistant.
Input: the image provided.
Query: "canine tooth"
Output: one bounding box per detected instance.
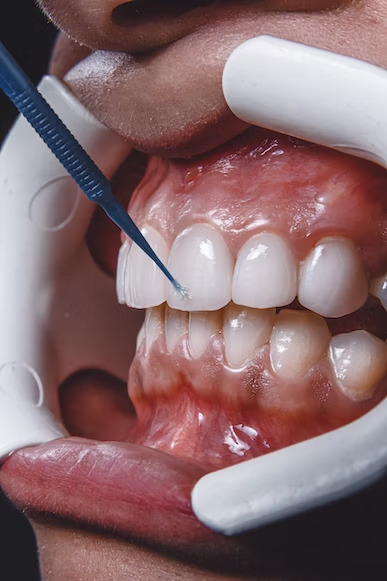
[189,311,221,359]
[370,275,387,310]
[329,330,387,401]
[145,306,164,354]
[298,237,368,318]
[165,306,188,353]
[124,225,169,309]
[167,223,233,311]
[270,310,330,380]
[224,304,275,368]
[116,240,130,304]
[232,233,297,308]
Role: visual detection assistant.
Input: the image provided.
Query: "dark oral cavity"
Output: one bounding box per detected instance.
[113,0,217,21]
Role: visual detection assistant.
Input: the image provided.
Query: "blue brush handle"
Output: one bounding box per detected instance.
[0,41,181,290]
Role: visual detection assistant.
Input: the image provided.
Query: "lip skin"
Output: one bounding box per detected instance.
[3,0,387,579]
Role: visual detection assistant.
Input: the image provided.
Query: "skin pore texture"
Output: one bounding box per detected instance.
[1,0,387,579]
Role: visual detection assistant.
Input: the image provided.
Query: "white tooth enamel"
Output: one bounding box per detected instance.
[165,306,188,353]
[370,275,387,311]
[232,233,297,309]
[270,309,330,380]
[124,225,168,309]
[188,311,221,359]
[329,330,387,401]
[166,223,234,311]
[298,237,368,318]
[116,240,131,304]
[224,304,275,368]
[145,306,164,354]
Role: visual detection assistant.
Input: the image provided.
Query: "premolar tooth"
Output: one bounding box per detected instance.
[124,225,168,309]
[145,306,164,354]
[224,304,275,368]
[270,310,330,380]
[329,330,387,401]
[232,233,297,308]
[189,311,221,359]
[116,240,130,304]
[167,223,233,311]
[298,237,368,318]
[370,275,387,310]
[165,306,188,353]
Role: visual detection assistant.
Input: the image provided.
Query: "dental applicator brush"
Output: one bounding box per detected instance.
[0,41,187,297]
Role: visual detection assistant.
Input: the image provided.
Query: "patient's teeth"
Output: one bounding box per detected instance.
[165,306,188,353]
[329,330,387,401]
[167,224,233,311]
[145,306,164,354]
[124,225,169,309]
[232,233,297,308]
[224,304,275,368]
[189,311,221,359]
[370,275,387,310]
[116,240,130,304]
[270,310,330,380]
[298,238,368,318]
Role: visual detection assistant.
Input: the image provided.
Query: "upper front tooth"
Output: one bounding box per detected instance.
[270,309,330,380]
[116,239,130,304]
[166,223,234,311]
[329,330,387,401]
[123,225,169,309]
[223,303,275,368]
[232,233,298,309]
[298,237,368,318]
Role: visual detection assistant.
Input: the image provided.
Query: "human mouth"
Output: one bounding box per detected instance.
[2,119,387,569]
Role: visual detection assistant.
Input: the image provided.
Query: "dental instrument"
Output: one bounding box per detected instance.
[192,36,387,535]
[0,41,185,296]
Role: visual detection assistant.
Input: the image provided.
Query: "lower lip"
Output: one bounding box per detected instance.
[0,437,216,550]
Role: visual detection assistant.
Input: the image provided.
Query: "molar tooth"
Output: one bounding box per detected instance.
[270,310,330,380]
[165,306,188,353]
[370,275,387,310]
[188,311,221,359]
[166,223,233,311]
[329,330,387,402]
[224,304,275,368]
[232,233,297,309]
[116,240,130,304]
[124,225,168,309]
[145,306,164,354]
[298,237,368,318]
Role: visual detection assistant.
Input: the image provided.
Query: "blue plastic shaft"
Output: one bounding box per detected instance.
[0,41,182,292]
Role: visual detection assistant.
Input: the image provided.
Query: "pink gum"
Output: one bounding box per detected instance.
[128,127,387,277]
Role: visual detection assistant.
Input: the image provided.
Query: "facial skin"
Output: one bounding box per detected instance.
[1,0,387,579]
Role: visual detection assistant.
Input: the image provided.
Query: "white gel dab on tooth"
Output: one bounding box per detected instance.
[167,223,234,311]
[270,310,330,380]
[329,330,387,401]
[232,233,297,309]
[298,237,368,318]
[223,304,275,368]
[124,225,168,309]
[189,311,221,359]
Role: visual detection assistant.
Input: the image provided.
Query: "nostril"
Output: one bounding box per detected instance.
[112,0,217,23]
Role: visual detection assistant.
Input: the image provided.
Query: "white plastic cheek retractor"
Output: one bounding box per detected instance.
[192,36,387,535]
[0,76,137,459]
